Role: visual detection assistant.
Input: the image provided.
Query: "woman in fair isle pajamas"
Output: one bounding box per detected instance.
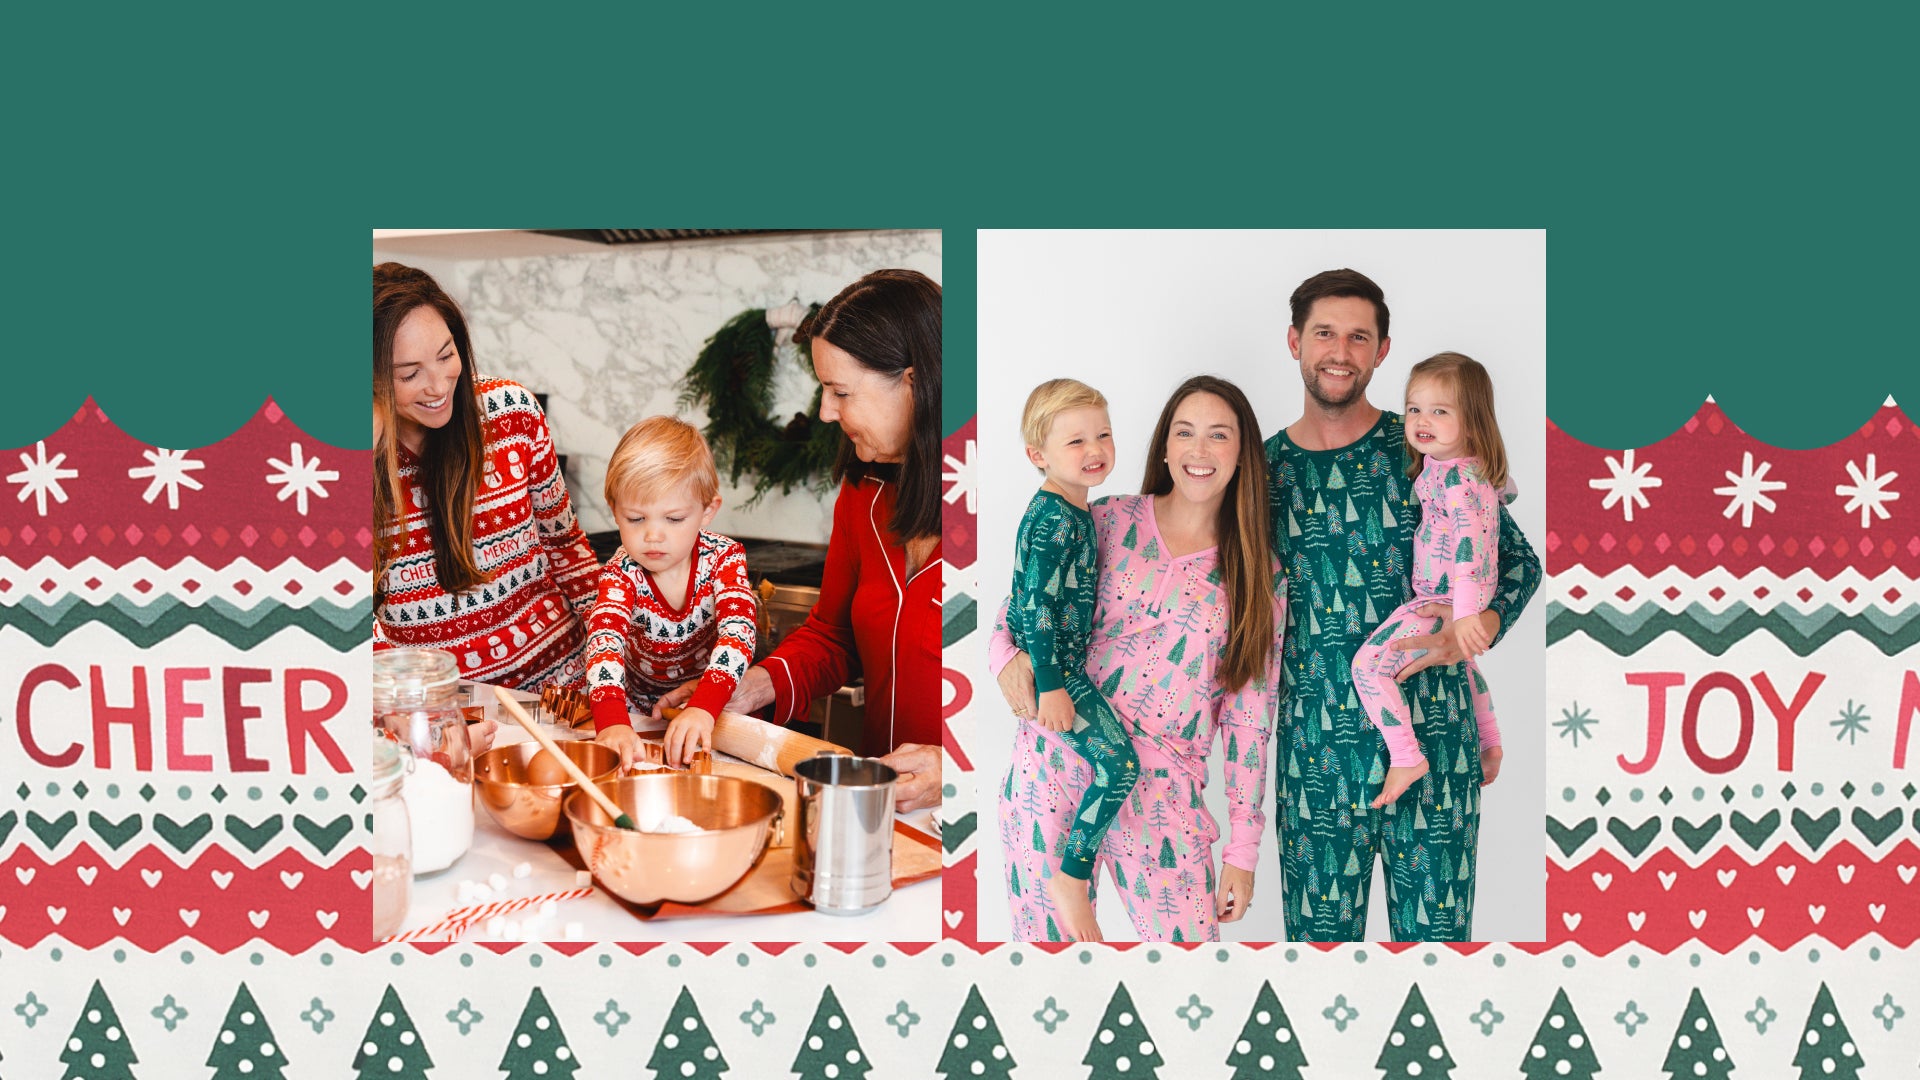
[991,377,1286,943]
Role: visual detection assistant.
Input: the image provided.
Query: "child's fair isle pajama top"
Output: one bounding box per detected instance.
[1351,456,1503,767]
[991,494,1285,943]
[583,532,758,732]
[1010,489,1139,880]
[1266,413,1540,942]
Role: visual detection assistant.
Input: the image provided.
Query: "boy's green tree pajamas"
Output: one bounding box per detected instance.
[1012,489,1140,879]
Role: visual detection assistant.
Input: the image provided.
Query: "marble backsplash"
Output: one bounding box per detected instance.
[435,229,941,541]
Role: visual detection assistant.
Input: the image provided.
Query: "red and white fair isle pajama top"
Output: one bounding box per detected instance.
[584,532,758,731]
[374,379,598,689]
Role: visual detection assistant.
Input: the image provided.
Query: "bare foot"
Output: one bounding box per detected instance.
[1371,759,1431,809]
[1046,873,1103,942]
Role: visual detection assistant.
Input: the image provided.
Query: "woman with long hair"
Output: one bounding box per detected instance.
[653,268,945,810]
[990,375,1285,942]
[373,262,598,689]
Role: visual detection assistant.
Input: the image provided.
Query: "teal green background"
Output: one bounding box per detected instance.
[6,6,1912,450]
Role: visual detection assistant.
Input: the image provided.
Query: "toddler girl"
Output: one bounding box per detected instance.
[1351,353,1505,807]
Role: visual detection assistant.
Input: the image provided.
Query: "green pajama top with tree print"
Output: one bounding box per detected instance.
[1265,411,1541,941]
[1011,487,1139,879]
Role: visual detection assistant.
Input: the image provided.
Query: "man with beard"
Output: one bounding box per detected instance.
[1264,268,1541,941]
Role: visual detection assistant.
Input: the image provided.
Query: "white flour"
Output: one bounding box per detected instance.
[403,759,473,874]
[637,812,702,835]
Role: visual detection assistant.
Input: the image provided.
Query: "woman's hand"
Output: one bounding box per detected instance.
[994,651,1037,720]
[664,707,714,767]
[1480,745,1503,787]
[1393,604,1500,681]
[878,742,942,812]
[466,716,498,758]
[1216,862,1255,923]
[595,724,643,771]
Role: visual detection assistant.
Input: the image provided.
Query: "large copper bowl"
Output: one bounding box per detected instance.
[564,774,782,904]
[473,741,621,840]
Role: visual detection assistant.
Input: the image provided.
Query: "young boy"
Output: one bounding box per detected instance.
[1010,378,1139,942]
[587,417,757,768]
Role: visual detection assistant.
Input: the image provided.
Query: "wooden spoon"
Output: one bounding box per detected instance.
[492,687,636,831]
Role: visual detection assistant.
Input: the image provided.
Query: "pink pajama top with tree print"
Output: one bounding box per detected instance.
[991,494,1285,871]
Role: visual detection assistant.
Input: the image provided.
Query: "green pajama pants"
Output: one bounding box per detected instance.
[1048,675,1141,880]
[1276,663,1483,941]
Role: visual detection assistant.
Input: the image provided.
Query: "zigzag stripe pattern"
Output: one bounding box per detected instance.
[0,843,368,951]
[1547,604,1920,656]
[6,593,363,631]
[1546,806,1919,868]
[1549,564,1920,616]
[1,604,366,650]
[0,808,363,869]
[0,556,368,608]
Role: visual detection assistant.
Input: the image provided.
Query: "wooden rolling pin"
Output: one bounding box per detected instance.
[661,706,850,777]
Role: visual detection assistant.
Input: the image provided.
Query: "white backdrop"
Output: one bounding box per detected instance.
[971,229,1547,942]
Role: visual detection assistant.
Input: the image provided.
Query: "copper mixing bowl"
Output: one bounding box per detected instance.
[473,740,621,840]
[564,774,782,904]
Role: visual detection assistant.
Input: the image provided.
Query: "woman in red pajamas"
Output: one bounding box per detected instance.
[653,269,944,811]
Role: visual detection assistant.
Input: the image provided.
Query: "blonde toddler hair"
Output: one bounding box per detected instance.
[1020,379,1108,467]
[604,416,720,508]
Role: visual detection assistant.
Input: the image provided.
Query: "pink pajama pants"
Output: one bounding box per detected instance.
[1350,600,1500,767]
[998,724,1223,943]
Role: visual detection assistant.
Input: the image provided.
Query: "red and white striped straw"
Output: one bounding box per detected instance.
[381,886,595,943]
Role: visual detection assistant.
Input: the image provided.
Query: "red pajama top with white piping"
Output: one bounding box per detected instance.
[761,476,942,753]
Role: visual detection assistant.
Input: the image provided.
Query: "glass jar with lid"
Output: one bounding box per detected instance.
[372,648,472,875]
[369,736,412,940]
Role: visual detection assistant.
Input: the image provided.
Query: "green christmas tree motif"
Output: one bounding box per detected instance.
[1520,989,1600,1079]
[60,981,138,1080]
[1226,981,1307,1080]
[1661,989,1733,1080]
[936,986,1014,1080]
[1791,983,1864,1080]
[1082,984,1164,1080]
[792,987,871,1080]
[1375,985,1455,1079]
[499,988,579,1080]
[647,987,726,1080]
[207,983,287,1080]
[352,986,432,1080]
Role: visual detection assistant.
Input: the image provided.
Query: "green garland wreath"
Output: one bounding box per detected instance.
[678,305,840,504]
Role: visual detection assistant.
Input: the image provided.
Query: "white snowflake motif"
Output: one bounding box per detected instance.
[265,442,340,516]
[942,438,976,515]
[1712,451,1787,528]
[1588,448,1662,522]
[6,440,80,517]
[127,448,206,510]
[1836,453,1899,527]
